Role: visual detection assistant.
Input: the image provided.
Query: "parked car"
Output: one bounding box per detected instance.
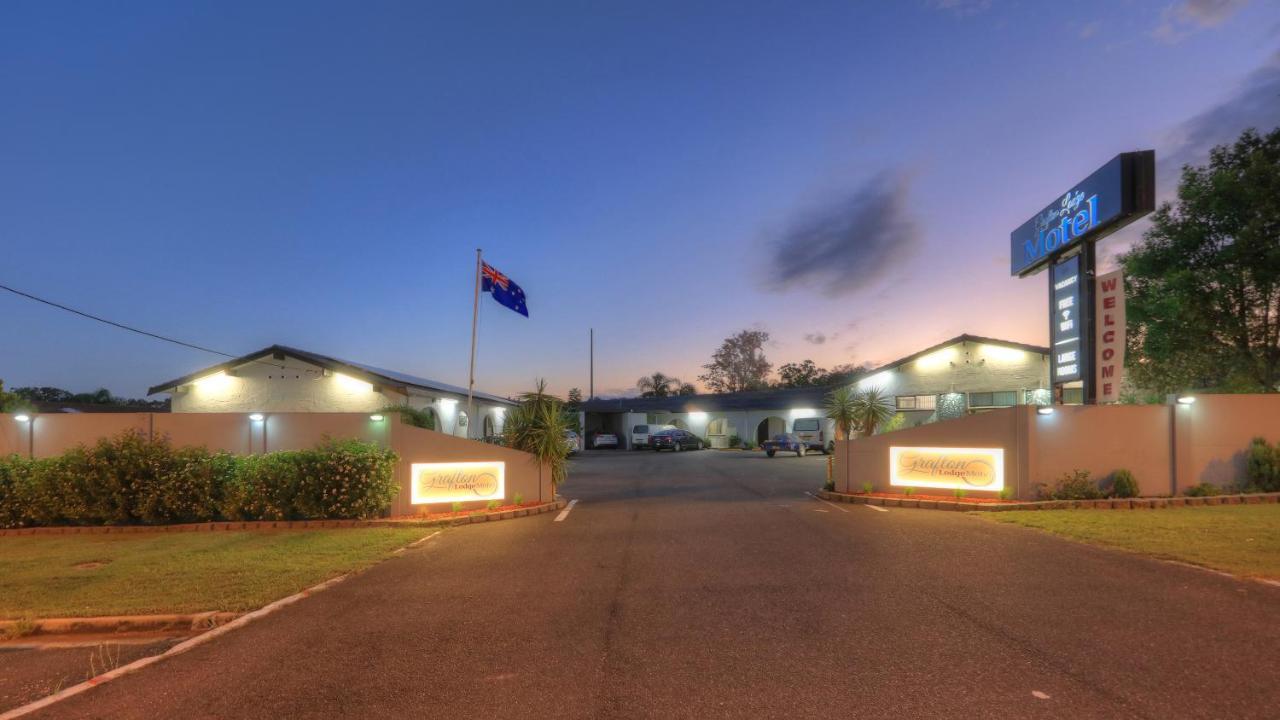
[761,433,807,457]
[630,423,674,450]
[650,428,702,452]
[791,417,833,454]
[590,432,619,449]
[563,430,580,455]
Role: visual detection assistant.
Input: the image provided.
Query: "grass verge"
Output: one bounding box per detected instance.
[988,505,1280,580]
[0,528,434,619]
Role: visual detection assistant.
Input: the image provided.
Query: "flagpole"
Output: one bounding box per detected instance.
[467,248,482,438]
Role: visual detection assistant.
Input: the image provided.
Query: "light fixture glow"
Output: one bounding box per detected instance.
[249,413,264,422]
[915,347,956,371]
[789,408,818,417]
[14,414,31,423]
[333,373,373,393]
[1176,395,1196,405]
[688,411,708,422]
[858,371,893,390]
[981,344,1026,362]
[1036,406,1055,415]
[370,414,384,422]
[193,371,233,393]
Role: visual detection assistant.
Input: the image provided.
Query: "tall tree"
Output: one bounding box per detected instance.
[1121,127,1280,393]
[699,330,772,393]
[675,382,697,396]
[820,362,875,386]
[776,359,827,388]
[566,387,583,405]
[636,372,680,398]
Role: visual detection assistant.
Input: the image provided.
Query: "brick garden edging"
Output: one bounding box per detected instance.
[816,490,1280,511]
[0,612,242,640]
[0,498,569,537]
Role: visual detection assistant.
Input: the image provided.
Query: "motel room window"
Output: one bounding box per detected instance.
[968,391,1018,408]
[895,394,937,411]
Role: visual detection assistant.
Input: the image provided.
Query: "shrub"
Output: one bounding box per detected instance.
[998,487,1014,501]
[1184,482,1222,497]
[451,501,463,514]
[860,481,873,494]
[0,430,398,528]
[823,478,835,492]
[514,492,524,506]
[1039,469,1102,500]
[953,488,967,499]
[487,499,500,510]
[1110,469,1139,499]
[728,435,742,449]
[1245,437,1280,492]
[902,486,915,496]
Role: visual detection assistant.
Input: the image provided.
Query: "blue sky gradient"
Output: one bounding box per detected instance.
[2,0,1278,398]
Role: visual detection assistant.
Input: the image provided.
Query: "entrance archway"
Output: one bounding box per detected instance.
[670,418,688,430]
[483,413,495,438]
[756,416,786,445]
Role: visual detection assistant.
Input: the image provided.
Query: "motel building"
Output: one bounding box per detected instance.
[580,334,1051,449]
[148,345,515,439]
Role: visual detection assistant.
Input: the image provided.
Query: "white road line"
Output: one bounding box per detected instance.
[863,504,889,513]
[1032,690,1051,700]
[804,491,849,513]
[554,499,579,522]
[408,530,443,548]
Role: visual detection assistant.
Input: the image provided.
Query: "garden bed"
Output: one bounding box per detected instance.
[855,491,1011,505]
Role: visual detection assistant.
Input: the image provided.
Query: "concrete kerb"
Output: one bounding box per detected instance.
[816,490,1280,512]
[0,499,569,537]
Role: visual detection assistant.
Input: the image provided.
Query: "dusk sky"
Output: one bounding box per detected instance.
[3,0,1278,400]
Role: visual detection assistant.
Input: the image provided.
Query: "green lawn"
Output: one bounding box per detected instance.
[0,528,435,619]
[989,505,1280,580]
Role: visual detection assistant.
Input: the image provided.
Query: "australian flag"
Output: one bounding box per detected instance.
[481,261,529,317]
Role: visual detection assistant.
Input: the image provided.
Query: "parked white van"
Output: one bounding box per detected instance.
[631,423,674,449]
[791,417,833,454]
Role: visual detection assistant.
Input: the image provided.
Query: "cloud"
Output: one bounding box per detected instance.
[928,0,993,16]
[763,170,919,298]
[803,332,828,345]
[1153,0,1250,43]
[1164,50,1280,172]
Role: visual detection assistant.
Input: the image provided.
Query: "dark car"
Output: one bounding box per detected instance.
[651,428,702,452]
[761,433,807,457]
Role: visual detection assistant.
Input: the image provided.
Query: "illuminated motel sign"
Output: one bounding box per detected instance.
[1010,151,1154,402]
[410,461,505,504]
[889,447,1004,493]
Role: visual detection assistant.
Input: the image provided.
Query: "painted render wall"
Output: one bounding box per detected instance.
[166,356,508,441]
[836,394,1280,500]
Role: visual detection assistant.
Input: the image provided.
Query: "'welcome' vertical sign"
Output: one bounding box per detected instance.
[1095,271,1126,403]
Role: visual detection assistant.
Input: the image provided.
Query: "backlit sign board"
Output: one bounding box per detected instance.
[889,447,1004,492]
[1050,255,1086,384]
[410,461,505,504]
[1010,151,1155,277]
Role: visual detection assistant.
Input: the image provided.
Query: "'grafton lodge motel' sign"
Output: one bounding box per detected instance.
[411,461,505,504]
[1009,151,1155,278]
[889,447,1005,493]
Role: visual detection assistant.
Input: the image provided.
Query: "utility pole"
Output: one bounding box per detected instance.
[589,328,595,400]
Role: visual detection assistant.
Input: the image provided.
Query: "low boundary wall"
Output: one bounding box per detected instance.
[0,412,553,516]
[836,394,1280,500]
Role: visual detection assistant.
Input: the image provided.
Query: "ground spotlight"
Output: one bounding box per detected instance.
[1176,395,1196,405]
[249,413,265,422]
[370,414,384,422]
[1036,406,1054,416]
[14,414,31,423]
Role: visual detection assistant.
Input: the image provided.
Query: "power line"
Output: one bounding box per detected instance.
[1,282,237,358]
[0,282,316,377]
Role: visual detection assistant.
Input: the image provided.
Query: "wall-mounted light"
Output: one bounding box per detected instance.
[688,411,708,422]
[249,413,265,422]
[1036,406,1055,416]
[370,414,384,422]
[858,371,893,389]
[13,414,31,423]
[333,373,373,393]
[1176,395,1196,405]
[915,347,956,371]
[788,408,818,417]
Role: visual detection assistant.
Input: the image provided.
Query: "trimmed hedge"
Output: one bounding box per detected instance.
[0,430,398,528]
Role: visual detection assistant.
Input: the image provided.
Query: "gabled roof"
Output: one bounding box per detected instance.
[860,334,1049,377]
[147,345,515,406]
[578,334,1048,414]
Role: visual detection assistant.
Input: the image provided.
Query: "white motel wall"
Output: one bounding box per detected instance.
[150,345,513,441]
[580,335,1051,449]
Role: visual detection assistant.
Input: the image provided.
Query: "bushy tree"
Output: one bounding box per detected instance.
[1120,127,1280,393]
[699,330,772,393]
[776,360,826,388]
[504,380,571,486]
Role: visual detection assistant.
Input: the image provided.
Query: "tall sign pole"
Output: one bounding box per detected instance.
[467,248,482,434]
[589,328,595,400]
[1010,151,1154,405]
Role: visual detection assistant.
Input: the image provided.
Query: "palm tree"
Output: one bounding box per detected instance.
[850,387,895,437]
[824,386,857,441]
[637,372,679,398]
[505,379,571,486]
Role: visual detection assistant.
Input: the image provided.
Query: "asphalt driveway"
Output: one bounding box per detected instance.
[22,448,1280,719]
